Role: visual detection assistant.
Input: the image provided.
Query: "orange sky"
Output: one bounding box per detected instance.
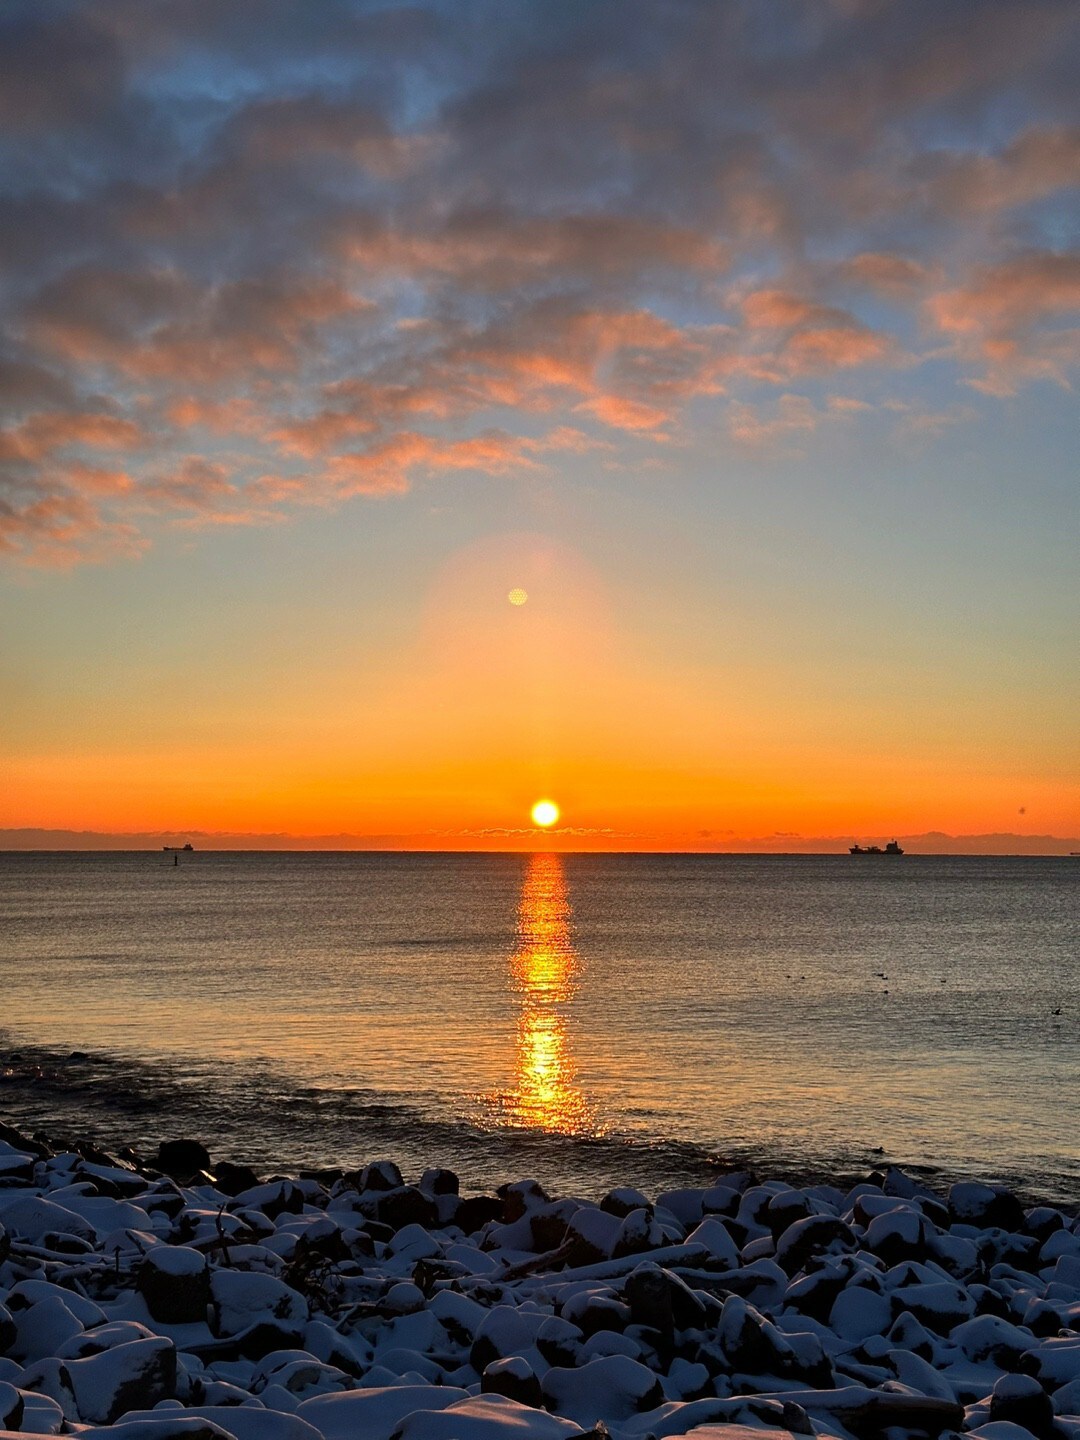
[4,530,1076,849]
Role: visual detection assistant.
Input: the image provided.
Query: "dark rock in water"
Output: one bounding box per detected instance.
[156,1140,211,1179]
[211,1161,261,1196]
[302,1167,344,1187]
[990,1373,1056,1437]
[74,1139,121,1168]
[712,1169,757,1195]
[481,1356,544,1408]
[137,1247,210,1324]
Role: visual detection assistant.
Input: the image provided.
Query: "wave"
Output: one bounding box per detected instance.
[1,1034,1075,1207]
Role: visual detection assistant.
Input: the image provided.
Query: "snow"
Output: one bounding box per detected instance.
[1,1124,1077,1440]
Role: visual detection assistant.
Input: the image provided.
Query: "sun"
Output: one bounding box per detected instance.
[508,587,528,606]
[531,799,560,827]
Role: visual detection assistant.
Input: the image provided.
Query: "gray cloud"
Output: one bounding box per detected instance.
[1,0,1077,564]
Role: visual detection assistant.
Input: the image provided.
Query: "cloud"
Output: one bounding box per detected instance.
[25,268,367,381]
[0,410,144,463]
[740,289,899,376]
[0,6,125,134]
[924,124,1080,217]
[0,0,1076,565]
[726,393,829,451]
[324,430,540,498]
[0,491,144,568]
[841,253,935,298]
[926,250,1080,393]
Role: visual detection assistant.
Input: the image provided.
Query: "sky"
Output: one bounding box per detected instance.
[1,0,1078,850]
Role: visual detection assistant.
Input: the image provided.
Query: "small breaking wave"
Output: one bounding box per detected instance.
[1,1033,1075,1206]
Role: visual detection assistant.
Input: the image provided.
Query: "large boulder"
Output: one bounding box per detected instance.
[542,1353,665,1427]
[210,1269,308,1338]
[0,1195,98,1249]
[136,1246,210,1324]
[948,1183,1025,1233]
[65,1336,178,1423]
[392,1394,582,1440]
[298,1384,469,1440]
[155,1140,211,1179]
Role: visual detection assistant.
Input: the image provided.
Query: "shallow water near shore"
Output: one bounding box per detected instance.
[0,851,1076,1201]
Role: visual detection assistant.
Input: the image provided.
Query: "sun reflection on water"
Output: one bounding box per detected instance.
[498,852,596,1135]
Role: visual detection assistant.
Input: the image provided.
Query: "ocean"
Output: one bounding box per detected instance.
[0,851,1076,1203]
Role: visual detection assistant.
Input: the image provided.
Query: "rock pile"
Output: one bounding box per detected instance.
[0,1126,1078,1440]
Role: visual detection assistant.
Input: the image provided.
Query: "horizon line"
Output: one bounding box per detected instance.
[2,825,1078,858]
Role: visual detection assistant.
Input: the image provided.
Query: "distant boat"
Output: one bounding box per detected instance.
[849,840,904,855]
[163,843,194,852]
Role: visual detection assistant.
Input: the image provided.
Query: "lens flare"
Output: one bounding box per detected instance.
[531,799,559,827]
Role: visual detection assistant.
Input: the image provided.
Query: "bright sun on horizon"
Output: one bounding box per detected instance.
[531,799,560,827]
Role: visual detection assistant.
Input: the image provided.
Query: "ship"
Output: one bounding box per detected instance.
[163,843,194,852]
[849,840,904,855]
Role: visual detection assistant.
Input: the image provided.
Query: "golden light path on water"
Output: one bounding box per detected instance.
[498,852,595,1135]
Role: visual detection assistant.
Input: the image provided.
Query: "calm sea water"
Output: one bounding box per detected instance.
[0,852,1077,1203]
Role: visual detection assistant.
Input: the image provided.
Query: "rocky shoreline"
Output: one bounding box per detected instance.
[0,1123,1077,1440]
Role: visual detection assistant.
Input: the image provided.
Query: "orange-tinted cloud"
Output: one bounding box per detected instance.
[0,410,143,463]
[741,289,899,376]
[1,0,1077,567]
[927,251,1080,393]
